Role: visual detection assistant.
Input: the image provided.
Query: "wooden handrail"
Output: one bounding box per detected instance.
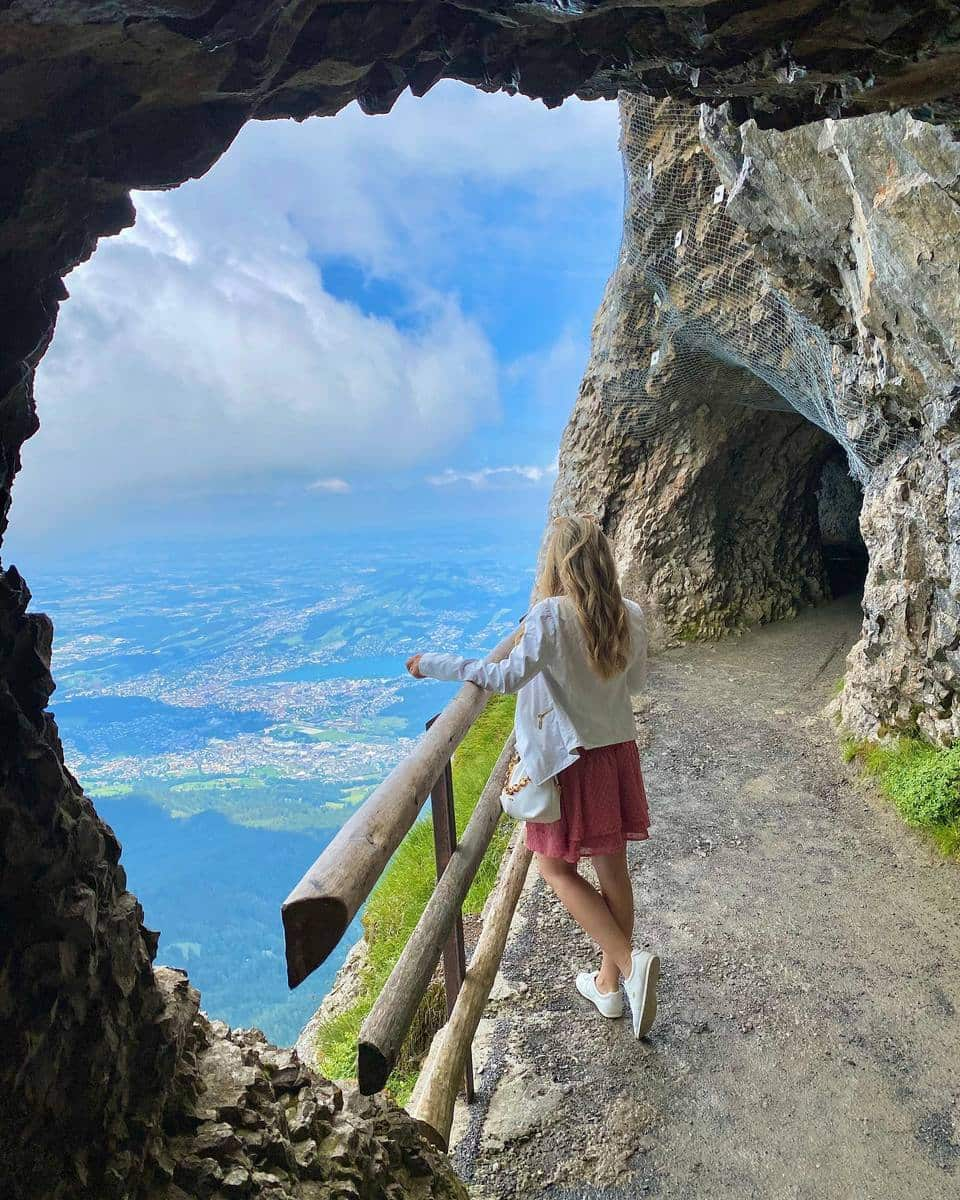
[407,832,533,1146]
[357,733,516,1094]
[281,631,517,989]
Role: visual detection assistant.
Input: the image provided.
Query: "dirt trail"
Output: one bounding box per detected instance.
[449,598,960,1200]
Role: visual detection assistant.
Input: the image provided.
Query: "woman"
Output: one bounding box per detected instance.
[406,515,658,1038]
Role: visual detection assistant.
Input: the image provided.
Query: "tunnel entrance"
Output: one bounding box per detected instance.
[815,449,868,599]
[605,392,870,643]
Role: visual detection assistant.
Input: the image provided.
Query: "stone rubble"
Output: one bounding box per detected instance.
[145,970,467,1200]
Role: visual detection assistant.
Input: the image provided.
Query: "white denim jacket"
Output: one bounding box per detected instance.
[416,595,648,786]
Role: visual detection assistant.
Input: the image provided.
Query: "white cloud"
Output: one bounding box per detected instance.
[10,84,619,533]
[240,84,621,280]
[427,461,559,488]
[308,477,351,493]
[15,184,498,525]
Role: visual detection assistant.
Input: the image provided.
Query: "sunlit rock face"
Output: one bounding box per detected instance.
[552,95,960,743]
[549,98,840,639]
[702,108,960,744]
[143,975,467,1200]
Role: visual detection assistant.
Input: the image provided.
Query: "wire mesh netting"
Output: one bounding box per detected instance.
[593,94,916,484]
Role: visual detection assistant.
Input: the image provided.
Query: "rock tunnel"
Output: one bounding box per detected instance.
[549,92,960,748]
[2,4,959,1198]
[550,94,881,641]
[816,454,867,600]
[554,342,869,641]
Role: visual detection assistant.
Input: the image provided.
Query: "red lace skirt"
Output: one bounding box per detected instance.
[524,739,650,863]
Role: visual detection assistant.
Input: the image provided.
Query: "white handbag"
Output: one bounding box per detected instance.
[500,753,561,823]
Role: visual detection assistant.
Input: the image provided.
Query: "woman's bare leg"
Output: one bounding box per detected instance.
[592,849,635,992]
[535,853,633,985]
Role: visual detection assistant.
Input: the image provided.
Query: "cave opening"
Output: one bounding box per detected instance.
[815,447,868,600]
[5,82,624,1055]
[752,405,870,617]
[4,9,959,1196]
[604,341,872,640]
[742,406,870,620]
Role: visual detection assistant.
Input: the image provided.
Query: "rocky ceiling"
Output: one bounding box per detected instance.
[2,2,960,547]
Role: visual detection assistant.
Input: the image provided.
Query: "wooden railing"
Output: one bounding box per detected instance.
[281,631,532,1147]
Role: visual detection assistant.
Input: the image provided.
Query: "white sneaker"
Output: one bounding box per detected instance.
[575,970,624,1018]
[622,948,660,1038]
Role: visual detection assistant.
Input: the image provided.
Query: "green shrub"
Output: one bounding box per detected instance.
[847,736,960,857]
[315,693,516,1101]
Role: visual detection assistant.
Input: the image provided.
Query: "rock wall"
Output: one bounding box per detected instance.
[550,97,839,638]
[702,107,960,743]
[551,95,960,742]
[0,563,171,1196]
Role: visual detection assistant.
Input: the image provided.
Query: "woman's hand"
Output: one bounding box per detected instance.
[405,653,425,679]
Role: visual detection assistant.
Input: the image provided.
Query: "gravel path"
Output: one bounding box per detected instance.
[449,597,960,1199]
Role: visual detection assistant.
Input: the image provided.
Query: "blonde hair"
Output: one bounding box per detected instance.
[535,515,631,679]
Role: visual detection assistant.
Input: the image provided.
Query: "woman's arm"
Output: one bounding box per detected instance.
[409,602,551,695]
[624,601,649,692]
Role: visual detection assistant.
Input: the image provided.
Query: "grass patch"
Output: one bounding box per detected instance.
[840,737,860,763]
[846,736,960,857]
[315,693,517,1102]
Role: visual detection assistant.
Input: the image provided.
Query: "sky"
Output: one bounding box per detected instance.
[7,83,623,555]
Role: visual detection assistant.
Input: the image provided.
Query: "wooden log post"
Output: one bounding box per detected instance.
[426,733,473,1100]
[406,831,533,1148]
[281,631,517,989]
[357,733,516,1094]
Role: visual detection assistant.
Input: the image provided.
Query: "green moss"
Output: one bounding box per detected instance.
[846,736,960,857]
[314,693,517,1102]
